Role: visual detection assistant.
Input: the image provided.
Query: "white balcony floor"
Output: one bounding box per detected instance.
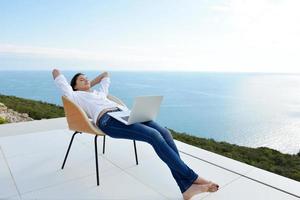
[0,118,299,200]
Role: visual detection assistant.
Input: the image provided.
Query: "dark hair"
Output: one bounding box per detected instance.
[70,73,84,91]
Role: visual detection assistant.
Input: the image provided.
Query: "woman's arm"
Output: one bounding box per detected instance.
[52,68,74,98]
[90,71,109,88]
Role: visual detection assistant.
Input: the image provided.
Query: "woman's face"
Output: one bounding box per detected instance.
[75,74,91,91]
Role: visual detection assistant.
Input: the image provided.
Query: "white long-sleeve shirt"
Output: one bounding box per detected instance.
[54,74,126,125]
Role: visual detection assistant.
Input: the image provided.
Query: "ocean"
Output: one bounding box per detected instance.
[0,70,299,154]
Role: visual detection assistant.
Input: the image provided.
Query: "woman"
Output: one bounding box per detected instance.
[52,68,219,199]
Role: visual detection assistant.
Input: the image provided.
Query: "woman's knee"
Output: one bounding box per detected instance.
[160,127,174,141]
[146,121,173,138]
[147,129,166,144]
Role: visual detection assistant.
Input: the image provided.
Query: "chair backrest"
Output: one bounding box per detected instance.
[62,94,126,135]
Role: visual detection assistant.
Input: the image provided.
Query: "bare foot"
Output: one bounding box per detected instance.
[193,177,219,190]
[193,177,211,185]
[207,182,219,192]
[182,183,214,200]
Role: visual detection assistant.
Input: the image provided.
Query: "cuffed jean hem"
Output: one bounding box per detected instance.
[179,173,199,193]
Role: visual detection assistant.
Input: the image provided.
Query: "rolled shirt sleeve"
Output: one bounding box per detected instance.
[54,74,74,98]
[98,77,110,95]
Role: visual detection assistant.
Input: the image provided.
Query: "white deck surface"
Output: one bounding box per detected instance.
[0,118,299,200]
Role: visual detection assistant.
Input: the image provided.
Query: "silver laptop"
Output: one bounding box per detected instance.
[108,96,163,125]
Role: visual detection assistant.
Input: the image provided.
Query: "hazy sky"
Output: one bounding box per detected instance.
[0,0,299,72]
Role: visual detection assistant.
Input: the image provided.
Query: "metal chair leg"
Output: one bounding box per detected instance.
[102,135,106,154]
[62,132,137,186]
[133,140,138,165]
[95,135,100,186]
[61,131,81,169]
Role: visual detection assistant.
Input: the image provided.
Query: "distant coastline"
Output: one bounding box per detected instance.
[0,93,299,182]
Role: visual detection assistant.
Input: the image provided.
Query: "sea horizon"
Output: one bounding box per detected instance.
[1,69,300,75]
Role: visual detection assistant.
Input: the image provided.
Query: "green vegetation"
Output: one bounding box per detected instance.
[169,129,300,182]
[1,93,299,182]
[0,116,8,124]
[0,94,65,119]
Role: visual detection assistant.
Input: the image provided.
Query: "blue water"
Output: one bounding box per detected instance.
[1,70,300,154]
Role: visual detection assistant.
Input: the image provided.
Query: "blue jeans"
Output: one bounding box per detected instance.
[97,111,198,193]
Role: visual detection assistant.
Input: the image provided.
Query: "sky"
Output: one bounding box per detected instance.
[0,0,299,72]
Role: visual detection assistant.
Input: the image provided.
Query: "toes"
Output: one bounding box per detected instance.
[208,183,219,192]
[210,182,219,188]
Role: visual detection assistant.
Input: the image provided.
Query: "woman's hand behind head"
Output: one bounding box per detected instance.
[52,68,61,80]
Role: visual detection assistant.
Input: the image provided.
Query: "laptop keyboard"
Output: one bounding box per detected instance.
[121,116,129,121]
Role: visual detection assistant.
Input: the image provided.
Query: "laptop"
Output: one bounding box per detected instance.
[107,95,163,125]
